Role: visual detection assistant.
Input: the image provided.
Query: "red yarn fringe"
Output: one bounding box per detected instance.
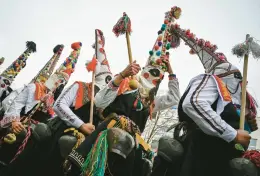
[112,12,132,37]
[243,150,260,168]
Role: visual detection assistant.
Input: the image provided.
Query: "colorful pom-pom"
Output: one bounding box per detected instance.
[143,72,149,79]
[149,50,154,56]
[157,35,163,41]
[162,24,167,28]
[156,51,161,56]
[158,41,162,46]
[164,20,169,24]
[156,59,162,64]
[161,27,166,31]
[158,30,162,35]
[71,42,82,50]
[154,45,160,51]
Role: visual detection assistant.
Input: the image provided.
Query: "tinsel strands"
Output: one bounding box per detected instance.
[81,130,108,176]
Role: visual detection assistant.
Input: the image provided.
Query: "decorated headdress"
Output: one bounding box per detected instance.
[169,24,239,76]
[138,6,181,99]
[31,45,64,83]
[44,42,82,92]
[1,41,37,82]
[0,41,36,97]
[86,29,113,89]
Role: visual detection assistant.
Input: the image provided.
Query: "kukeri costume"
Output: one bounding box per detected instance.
[0,42,36,116]
[6,30,112,176]
[0,44,64,127]
[39,30,113,176]
[153,23,259,176]
[0,42,81,176]
[66,7,181,176]
[0,44,64,170]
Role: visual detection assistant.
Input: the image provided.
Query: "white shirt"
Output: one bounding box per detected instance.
[181,74,237,143]
[53,78,181,130]
[95,78,181,113]
[0,83,40,128]
[53,83,86,129]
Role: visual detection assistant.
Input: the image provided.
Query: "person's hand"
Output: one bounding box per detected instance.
[121,61,141,78]
[79,123,95,135]
[11,120,25,134]
[234,129,251,148]
[163,59,173,74]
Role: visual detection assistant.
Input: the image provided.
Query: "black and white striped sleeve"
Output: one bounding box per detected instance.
[182,75,237,143]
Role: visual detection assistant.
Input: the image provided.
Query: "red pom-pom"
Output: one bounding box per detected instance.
[99,48,105,53]
[156,59,162,64]
[143,72,149,79]
[71,42,82,50]
[174,24,180,29]
[197,39,205,46]
[154,45,160,50]
[205,41,211,48]
[185,29,190,36]
[164,20,169,24]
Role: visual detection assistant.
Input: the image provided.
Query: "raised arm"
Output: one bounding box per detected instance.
[53,83,83,128]
[153,76,180,112]
[182,75,237,143]
[153,60,180,112]
[95,61,141,109]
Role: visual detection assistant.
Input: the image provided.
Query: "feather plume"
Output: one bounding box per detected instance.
[232,43,247,58]
[249,40,260,59]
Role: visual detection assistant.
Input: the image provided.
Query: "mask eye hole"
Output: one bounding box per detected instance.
[105,75,112,84]
[149,69,160,77]
[234,72,242,79]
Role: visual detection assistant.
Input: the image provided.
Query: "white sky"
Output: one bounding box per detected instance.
[0,0,260,102]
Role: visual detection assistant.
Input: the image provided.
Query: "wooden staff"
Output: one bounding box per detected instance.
[89,30,98,124]
[89,70,95,124]
[126,32,133,63]
[239,34,250,130]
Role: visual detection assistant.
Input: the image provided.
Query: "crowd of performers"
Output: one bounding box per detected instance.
[0,5,260,176]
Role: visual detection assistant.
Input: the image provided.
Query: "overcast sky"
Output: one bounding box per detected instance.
[0,0,260,103]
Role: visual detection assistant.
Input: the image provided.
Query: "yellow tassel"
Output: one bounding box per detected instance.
[4,133,16,144]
